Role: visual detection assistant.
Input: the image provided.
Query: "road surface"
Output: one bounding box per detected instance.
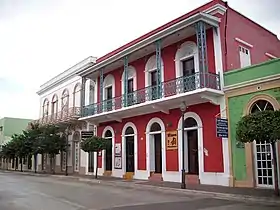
[0,172,278,210]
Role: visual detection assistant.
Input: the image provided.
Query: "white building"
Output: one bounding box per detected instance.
[34,56,97,175]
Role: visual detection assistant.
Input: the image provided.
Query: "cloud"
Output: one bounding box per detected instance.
[0,0,279,119]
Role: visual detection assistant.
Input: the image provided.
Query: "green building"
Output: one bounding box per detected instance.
[0,117,33,146]
[224,58,280,189]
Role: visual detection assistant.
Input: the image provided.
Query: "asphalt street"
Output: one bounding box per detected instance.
[0,172,279,210]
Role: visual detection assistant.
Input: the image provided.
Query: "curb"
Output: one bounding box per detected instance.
[2,170,280,205]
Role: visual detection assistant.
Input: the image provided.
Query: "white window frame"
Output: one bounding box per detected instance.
[239,45,251,68]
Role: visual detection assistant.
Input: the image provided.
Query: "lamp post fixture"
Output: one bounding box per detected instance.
[180,102,187,189]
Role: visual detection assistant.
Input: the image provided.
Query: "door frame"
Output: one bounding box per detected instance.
[102,126,115,175]
[146,117,166,179]
[253,141,275,188]
[121,122,138,176]
[177,112,204,179]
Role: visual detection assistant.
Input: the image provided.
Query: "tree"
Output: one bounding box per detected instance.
[80,136,108,179]
[23,123,44,173]
[40,124,67,174]
[236,110,280,196]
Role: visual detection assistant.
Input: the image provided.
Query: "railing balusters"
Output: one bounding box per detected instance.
[80,72,221,118]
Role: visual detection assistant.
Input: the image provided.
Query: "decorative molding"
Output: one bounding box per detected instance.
[77,13,220,77]
[224,73,280,92]
[37,56,97,95]
[265,52,277,59]
[235,38,253,48]
[203,3,227,15]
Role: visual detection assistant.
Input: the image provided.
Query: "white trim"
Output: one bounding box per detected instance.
[265,52,277,59]
[224,73,280,92]
[213,27,229,182]
[175,41,199,79]
[177,112,204,182]
[103,74,115,99]
[145,117,166,180]
[235,38,253,48]
[121,122,139,178]
[79,88,224,122]
[145,55,164,88]
[38,56,97,95]
[101,126,114,175]
[203,3,227,15]
[78,13,220,77]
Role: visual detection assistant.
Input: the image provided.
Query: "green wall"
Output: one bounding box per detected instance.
[0,117,33,145]
[228,89,280,181]
[224,58,280,86]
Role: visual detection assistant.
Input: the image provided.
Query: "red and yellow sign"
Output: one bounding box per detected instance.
[166,131,178,150]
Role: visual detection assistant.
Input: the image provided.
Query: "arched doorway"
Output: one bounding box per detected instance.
[104,130,113,172]
[150,122,163,174]
[250,99,275,188]
[125,127,135,173]
[184,117,199,175]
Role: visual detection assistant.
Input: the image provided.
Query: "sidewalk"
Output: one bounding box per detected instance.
[2,169,280,204]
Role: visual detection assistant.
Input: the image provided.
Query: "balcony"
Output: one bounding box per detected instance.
[81,72,223,124]
[32,107,81,126]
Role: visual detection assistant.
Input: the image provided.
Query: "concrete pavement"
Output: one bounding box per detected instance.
[0,172,279,210]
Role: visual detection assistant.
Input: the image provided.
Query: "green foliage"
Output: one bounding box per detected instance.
[236,110,280,144]
[0,123,67,160]
[80,136,108,153]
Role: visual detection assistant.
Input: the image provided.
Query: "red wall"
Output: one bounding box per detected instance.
[97,32,216,103]
[97,102,224,173]
[217,7,280,72]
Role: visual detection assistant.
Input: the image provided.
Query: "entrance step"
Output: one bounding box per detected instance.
[123,172,134,180]
[149,172,163,182]
[186,174,200,184]
[103,171,112,177]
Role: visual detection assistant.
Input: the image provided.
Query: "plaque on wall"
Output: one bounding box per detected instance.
[115,143,121,156]
[114,157,122,169]
[166,131,178,150]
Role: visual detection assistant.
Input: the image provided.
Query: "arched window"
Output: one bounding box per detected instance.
[145,55,164,88]
[51,94,58,115]
[175,41,199,78]
[61,89,69,112]
[125,126,134,135]
[250,100,274,114]
[150,122,161,132]
[42,98,49,117]
[105,130,113,138]
[122,66,137,95]
[73,83,81,108]
[184,117,198,128]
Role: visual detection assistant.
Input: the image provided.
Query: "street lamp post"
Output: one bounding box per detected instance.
[180,102,187,189]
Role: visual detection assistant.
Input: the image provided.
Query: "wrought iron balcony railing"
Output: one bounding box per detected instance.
[82,72,220,118]
[31,107,81,126]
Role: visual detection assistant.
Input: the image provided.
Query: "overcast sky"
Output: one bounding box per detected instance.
[0,0,279,120]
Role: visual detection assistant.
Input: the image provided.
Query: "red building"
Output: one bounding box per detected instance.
[77,0,280,186]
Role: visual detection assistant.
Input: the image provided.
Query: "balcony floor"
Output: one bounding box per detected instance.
[79,88,223,125]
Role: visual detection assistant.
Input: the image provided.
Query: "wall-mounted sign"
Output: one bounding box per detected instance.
[81,131,94,139]
[216,118,228,138]
[115,143,121,156]
[114,157,122,169]
[166,131,178,150]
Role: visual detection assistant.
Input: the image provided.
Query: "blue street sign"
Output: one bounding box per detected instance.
[216,118,228,138]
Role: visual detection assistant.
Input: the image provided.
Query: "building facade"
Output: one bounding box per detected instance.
[34,56,97,174]
[0,117,33,169]
[225,59,280,189]
[75,0,279,186]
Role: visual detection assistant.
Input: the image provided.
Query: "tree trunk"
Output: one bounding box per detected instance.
[271,142,279,196]
[20,158,23,172]
[34,154,37,173]
[52,155,55,174]
[95,152,98,179]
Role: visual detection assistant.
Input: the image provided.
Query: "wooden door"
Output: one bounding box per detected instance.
[154,134,162,173]
[187,130,199,174]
